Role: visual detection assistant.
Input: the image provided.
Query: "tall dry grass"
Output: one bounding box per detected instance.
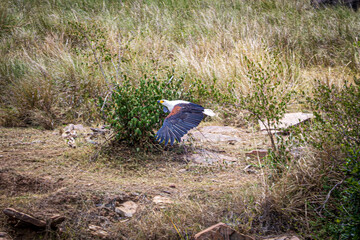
[1,0,359,127]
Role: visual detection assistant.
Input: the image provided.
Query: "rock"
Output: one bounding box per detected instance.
[153,195,173,205]
[259,112,314,132]
[194,222,254,240]
[90,127,108,135]
[200,126,241,134]
[88,225,109,238]
[187,126,243,144]
[178,169,187,173]
[115,201,138,217]
[169,185,176,188]
[187,149,237,165]
[62,125,78,148]
[49,214,66,228]
[67,137,76,148]
[73,124,85,131]
[189,132,241,143]
[3,208,46,228]
[264,236,300,240]
[63,124,79,136]
[69,130,77,138]
[64,124,75,132]
[0,232,10,240]
[245,149,268,159]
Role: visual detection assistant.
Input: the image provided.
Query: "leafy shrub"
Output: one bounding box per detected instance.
[308,78,360,239]
[100,74,190,147]
[236,56,294,154]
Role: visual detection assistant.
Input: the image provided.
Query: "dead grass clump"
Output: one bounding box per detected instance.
[1,0,360,127]
[252,197,294,235]
[262,145,345,237]
[115,192,252,239]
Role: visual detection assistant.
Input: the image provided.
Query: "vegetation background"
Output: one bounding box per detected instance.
[1,0,359,128]
[0,0,359,239]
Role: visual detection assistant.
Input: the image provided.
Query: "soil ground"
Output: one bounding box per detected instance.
[0,124,270,239]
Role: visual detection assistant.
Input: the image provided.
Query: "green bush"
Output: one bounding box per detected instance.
[100,74,190,147]
[236,56,294,154]
[308,78,360,239]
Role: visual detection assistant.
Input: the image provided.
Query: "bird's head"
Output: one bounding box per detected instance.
[157,99,166,105]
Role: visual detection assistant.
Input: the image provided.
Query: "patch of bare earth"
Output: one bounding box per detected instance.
[0,125,269,239]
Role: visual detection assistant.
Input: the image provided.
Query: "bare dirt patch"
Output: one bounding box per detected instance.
[0,125,269,239]
[0,170,57,196]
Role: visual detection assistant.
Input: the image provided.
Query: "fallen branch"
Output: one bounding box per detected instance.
[3,208,46,228]
[3,208,65,229]
[316,180,344,216]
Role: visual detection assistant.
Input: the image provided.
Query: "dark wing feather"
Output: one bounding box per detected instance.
[156,103,204,145]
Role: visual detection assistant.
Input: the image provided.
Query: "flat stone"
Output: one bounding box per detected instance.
[153,195,173,205]
[62,130,77,139]
[64,124,75,132]
[259,112,313,132]
[194,222,254,240]
[187,150,237,165]
[73,124,85,131]
[200,126,241,134]
[264,236,300,240]
[88,225,109,238]
[189,132,241,143]
[61,132,68,138]
[115,201,138,217]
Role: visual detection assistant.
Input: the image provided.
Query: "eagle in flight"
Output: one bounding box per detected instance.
[155,100,215,146]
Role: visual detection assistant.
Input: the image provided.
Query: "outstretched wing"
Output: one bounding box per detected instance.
[156,103,204,146]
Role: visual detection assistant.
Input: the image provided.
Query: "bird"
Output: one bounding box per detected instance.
[155,99,215,146]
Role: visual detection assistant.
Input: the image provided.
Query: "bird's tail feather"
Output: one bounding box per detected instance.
[203,109,215,116]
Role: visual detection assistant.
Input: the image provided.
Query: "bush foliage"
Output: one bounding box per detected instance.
[100,75,190,147]
[308,79,360,239]
[236,56,294,154]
